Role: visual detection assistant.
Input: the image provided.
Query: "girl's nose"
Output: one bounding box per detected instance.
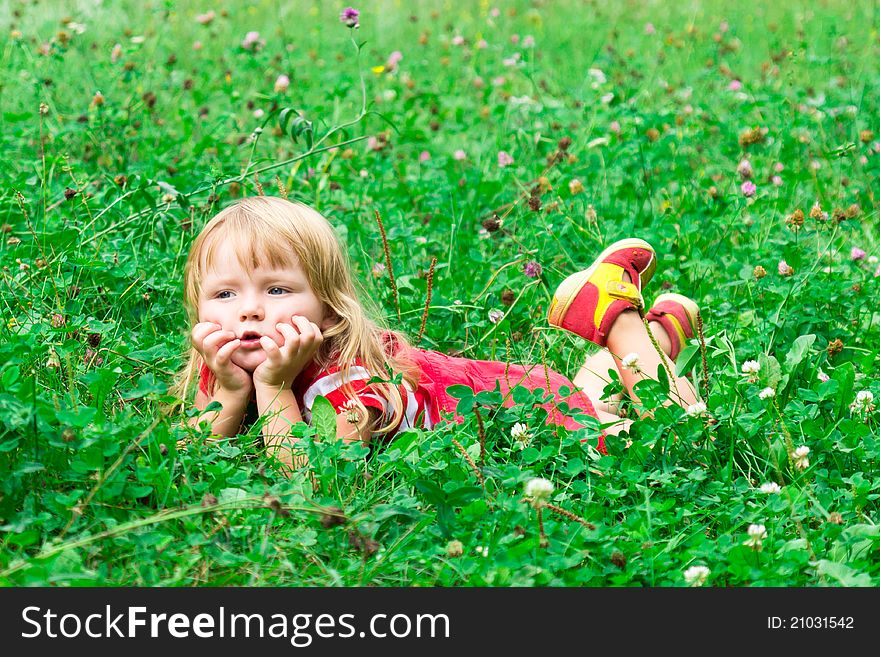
[238,298,265,321]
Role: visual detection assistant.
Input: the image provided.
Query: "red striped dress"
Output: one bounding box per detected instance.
[198,345,605,453]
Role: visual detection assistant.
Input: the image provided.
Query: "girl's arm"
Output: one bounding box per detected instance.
[336,405,380,444]
[188,385,251,438]
[254,386,306,471]
[255,387,378,474]
[187,322,254,438]
[251,316,327,473]
[252,316,379,473]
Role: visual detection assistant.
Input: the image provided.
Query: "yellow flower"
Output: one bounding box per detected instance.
[371,65,385,74]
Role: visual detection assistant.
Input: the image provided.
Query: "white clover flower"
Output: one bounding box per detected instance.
[341,399,362,424]
[621,352,642,374]
[817,370,830,383]
[758,387,775,400]
[683,565,711,587]
[791,445,810,470]
[524,477,554,507]
[511,422,531,445]
[588,67,607,85]
[744,523,767,549]
[759,482,781,494]
[851,390,875,414]
[686,401,707,417]
[741,359,761,375]
[508,94,535,106]
[488,309,504,324]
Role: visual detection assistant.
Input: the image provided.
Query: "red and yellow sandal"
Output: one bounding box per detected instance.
[547,238,656,346]
[645,293,699,360]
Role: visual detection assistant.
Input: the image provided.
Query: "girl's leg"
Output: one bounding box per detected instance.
[606,309,699,410]
[549,236,697,420]
[573,349,624,415]
[594,408,632,436]
[647,320,672,357]
[573,320,678,432]
[572,349,632,436]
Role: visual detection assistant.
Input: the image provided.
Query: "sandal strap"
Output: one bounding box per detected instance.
[604,280,643,309]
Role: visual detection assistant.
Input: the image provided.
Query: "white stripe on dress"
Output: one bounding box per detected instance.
[404,385,432,429]
[302,366,431,432]
[359,392,390,414]
[302,366,374,409]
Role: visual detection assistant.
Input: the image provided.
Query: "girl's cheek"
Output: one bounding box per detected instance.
[198,307,221,325]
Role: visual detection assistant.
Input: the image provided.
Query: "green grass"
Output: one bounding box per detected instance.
[0,0,878,586]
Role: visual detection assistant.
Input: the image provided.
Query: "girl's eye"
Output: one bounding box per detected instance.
[216,291,233,299]
[268,286,287,295]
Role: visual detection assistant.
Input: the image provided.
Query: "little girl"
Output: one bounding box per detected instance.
[175,196,701,469]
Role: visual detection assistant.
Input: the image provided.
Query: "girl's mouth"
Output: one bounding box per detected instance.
[238,331,263,349]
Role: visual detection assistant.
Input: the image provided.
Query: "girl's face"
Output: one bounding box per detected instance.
[197,242,335,372]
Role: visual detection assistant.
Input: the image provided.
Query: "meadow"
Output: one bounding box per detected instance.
[0,0,877,586]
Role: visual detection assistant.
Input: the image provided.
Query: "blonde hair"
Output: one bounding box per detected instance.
[168,196,419,435]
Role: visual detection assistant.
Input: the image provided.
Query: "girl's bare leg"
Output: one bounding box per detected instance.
[573,349,624,415]
[572,350,632,436]
[576,265,696,409]
[607,309,699,410]
[573,315,677,435]
[648,319,672,357]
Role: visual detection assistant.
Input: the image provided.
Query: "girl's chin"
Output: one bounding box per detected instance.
[231,352,265,372]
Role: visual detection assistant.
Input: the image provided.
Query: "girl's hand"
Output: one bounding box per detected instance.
[253,315,324,389]
[190,322,253,394]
